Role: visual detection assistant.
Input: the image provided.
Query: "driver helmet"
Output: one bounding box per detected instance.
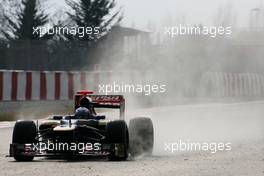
[75,107,91,117]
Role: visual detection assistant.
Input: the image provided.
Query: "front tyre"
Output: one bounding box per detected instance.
[12,121,37,161]
[106,120,129,161]
[129,117,154,157]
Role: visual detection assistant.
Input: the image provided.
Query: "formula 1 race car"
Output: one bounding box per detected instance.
[9,91,154,161]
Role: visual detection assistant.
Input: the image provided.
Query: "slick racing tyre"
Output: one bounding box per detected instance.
[106,120,129,161]
[129,117,154,157]
[12,121,37,161]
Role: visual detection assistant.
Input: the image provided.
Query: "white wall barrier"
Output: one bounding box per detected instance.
[0,70,150,101]
[1,70,263,101]
[0,70,101,101]
[201,72,264,97]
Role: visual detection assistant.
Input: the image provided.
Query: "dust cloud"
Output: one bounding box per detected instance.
[92,1,264,156]
[125,102,264,156]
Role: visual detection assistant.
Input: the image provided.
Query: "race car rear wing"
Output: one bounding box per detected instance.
[75,91,125,120]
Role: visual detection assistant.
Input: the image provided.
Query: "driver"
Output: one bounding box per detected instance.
[79,97,96,115]
[77,97,105,120]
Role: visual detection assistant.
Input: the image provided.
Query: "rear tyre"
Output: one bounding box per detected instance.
[106,120,129,161]
[129,117,154,157]
[12,121,37,161]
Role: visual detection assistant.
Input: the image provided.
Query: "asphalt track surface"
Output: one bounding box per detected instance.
[0,101,263,176]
